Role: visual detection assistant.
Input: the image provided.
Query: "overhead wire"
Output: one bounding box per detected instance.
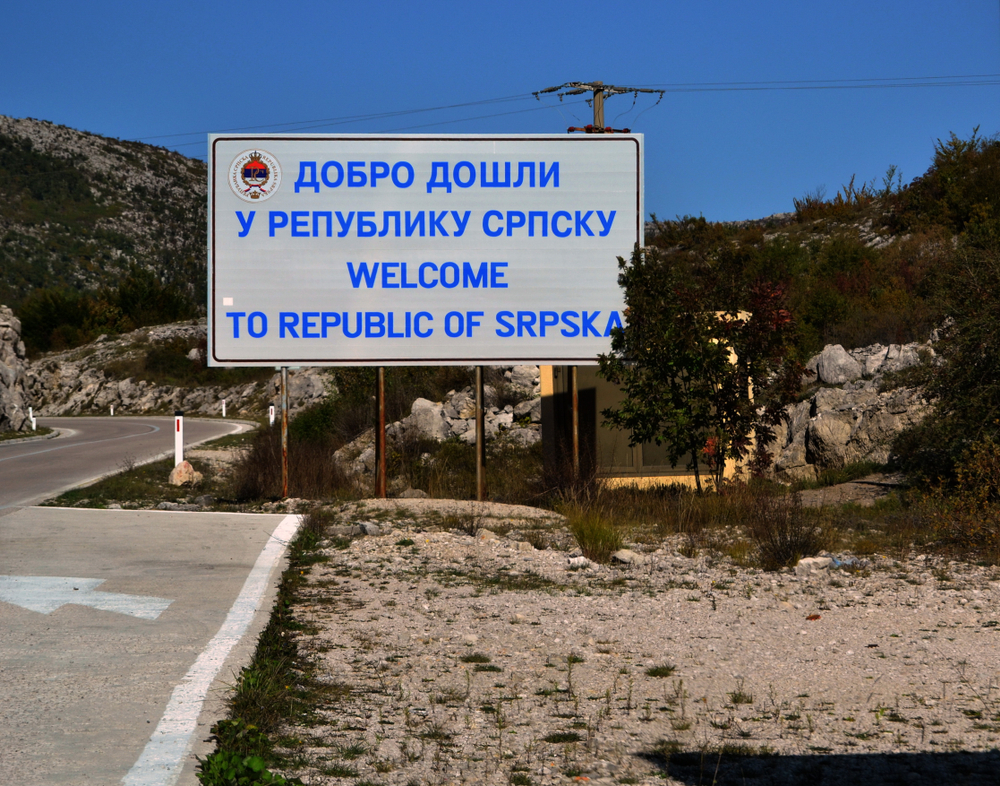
[135,93,539,143]
[20,72,1000,164]
[142,72,1000,153]
[629,73,1000,90]
[175,99,590,159]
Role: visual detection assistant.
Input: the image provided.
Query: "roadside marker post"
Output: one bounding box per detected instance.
[221,399,226,418]
[268,405,275,427]
[174,411,184,466]
[110,405,115,417]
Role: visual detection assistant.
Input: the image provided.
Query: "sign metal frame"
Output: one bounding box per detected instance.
[208,134,643,367]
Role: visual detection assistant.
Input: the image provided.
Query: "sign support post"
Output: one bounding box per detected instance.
[571,366,580,479]
[475,366,486,501]
[375,368,387,498]
[281,367,289,499]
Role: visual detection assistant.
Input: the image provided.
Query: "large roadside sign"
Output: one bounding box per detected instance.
[208,134,643,366]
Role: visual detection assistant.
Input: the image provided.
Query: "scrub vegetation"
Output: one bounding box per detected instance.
[0,121,207,353]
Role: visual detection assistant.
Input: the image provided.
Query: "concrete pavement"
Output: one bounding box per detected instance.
[0,506,298,786]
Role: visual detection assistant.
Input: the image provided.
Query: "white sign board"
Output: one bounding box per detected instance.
[208,134,643,366]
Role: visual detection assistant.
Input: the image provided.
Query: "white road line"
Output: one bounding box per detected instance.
[0,425,160,464]
[122,514,302,786]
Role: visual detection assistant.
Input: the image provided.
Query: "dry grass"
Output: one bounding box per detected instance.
[226,428,359,502]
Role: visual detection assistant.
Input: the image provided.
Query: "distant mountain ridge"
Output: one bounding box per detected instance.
[0,116,206,307]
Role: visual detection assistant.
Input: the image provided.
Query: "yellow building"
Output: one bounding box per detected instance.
[540,359,743,490]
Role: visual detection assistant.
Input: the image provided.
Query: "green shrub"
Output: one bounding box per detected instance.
[196,749,303,785]
[226,428,355,503]
[566,507,623,563]
[917,439,1000,563]
[892,234,1000,483]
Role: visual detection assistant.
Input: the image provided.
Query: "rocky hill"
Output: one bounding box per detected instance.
[0,116,206,307]
[19,320,320,419]
[6,312,929,482]
[772,341,931,481]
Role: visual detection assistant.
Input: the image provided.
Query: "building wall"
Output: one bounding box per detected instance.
[540,365,738,489]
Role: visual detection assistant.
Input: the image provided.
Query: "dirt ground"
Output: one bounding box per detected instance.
[796,473,906,509]
[265,496,1000,786]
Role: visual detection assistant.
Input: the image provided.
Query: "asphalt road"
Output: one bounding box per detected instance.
[0,416,245,510]
[0,418,299,785]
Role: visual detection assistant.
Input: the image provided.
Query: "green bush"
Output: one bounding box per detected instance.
[895,129,1000,233]
[917,439,1000,562]
[226,427,355,503]
[196,750,303,785]
[17,265,198,355]
[566,507,624,563]
[892,233,1000,483]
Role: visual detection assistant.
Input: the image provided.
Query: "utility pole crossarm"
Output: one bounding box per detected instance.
[534,81,664,134]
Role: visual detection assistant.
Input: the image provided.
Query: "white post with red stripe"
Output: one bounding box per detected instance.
[269,405,275,427]
[174,411,184,466]
[221,399,226,418]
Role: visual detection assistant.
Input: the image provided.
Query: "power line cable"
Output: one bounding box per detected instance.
[136,93,538,142]
[170,100,589,157]
[631,73,1000,89]
[140,73,1000,147]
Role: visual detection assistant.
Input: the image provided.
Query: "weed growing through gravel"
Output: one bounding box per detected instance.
[728,679,754,705]
[196,510,355,784]
[564,506,623,562]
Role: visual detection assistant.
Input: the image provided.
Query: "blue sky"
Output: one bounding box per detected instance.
[3,0,999,221]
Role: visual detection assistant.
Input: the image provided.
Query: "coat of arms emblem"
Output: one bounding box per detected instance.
[228,149,282,202]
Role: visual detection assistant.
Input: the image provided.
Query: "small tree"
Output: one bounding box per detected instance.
[598,246,804,492]
[892,227,1000,483]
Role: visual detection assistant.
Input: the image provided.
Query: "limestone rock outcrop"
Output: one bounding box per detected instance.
[335,376,543,477]
[21,321,329,419]
[770,341,932,481]
[0,306,29,432]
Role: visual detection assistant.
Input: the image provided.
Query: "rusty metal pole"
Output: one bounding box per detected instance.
[375,367,387,498]
[475,365,486,501]
[570,365,580,479]
[564,83,604,485]
[281,366,289,498]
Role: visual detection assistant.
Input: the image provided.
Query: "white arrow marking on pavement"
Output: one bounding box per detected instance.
[0,575,173,620]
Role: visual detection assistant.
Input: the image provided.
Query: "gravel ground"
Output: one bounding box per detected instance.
[271,500,1000,786]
